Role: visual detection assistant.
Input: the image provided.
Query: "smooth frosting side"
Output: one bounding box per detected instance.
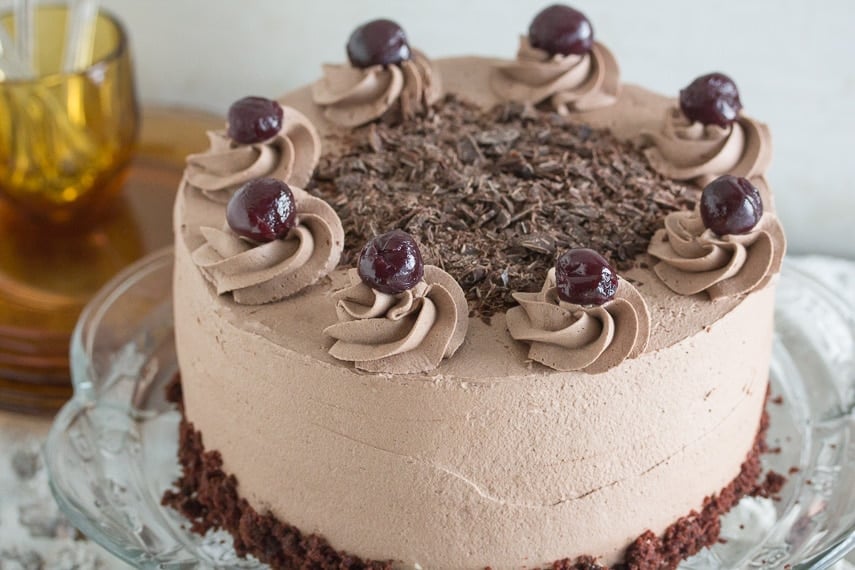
[324,266,468,374]
[186,106,321,203]
[174,231,775,569]
[312,49,442,127]
[506,269,649,373]
[490,37,619,113]
[644,107,772,186]
[647,209,785,300]
[191,189,344,304]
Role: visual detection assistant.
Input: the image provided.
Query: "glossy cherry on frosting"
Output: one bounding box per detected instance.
[226,178,297,242]
[679,73,743,128]
[555,248,618,306]
[227,96,284,145]
[700,175,763,236]
[528,4,594,56]
[358,229,425,294]
[347,19,411,68]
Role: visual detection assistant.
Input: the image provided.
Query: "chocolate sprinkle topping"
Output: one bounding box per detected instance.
[307,95,699,319]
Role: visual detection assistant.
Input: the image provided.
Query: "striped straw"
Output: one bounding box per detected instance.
[13,0,35,76]
[63,0,98,72]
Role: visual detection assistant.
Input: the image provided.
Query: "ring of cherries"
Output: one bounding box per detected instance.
[220,3,763,306]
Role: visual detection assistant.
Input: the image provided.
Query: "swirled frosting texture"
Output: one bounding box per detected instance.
[648,208,785,300]
[191,189,343,304]
[324,266,468,373]
[312,49,442,128]
[490,36,620,113]
[186,106,322,203]
[644,107,772,186]
[506,269,650,373]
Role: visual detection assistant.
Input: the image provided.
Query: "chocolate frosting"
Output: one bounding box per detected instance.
[490,36,620,113]
[173,57,783,568]
[186,106,322,204]
[191,189,344,304]
[506,269,650,373]
[644,107,772,186]
[311,49,442,128]
[647,208,785,300]
[324,265,468,373]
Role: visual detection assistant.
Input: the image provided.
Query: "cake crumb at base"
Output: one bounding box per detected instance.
[161,376,781,570]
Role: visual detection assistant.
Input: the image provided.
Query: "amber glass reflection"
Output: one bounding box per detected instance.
[0,107,223,415]
[0,6,138,224]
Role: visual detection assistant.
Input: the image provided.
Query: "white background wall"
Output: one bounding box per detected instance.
[101,0,855,258]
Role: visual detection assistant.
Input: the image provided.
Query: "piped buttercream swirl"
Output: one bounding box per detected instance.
[312,49,442,128]
[647,208,785,300]
[506,269,650,374]
[185,106,321,204]
[324,266,468,374]
[490,36,620,113]
[644,107,772,186]
[191,188,343,304]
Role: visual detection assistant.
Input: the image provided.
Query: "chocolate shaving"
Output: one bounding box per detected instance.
[308,96,699,320]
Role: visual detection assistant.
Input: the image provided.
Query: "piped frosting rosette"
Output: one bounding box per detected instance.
[644,107,772,187]
[507,268,650,374]
[491,36,620,113]
[191,187,343,304]
[647,208,785,300]
[312,49,442,128]
[186,106,321,204]
[325,266,468,374]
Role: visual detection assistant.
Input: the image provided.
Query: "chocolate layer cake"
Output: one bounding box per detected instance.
[166,6,786,569]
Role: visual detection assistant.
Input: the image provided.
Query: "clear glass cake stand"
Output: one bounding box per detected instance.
[44,248,855,569]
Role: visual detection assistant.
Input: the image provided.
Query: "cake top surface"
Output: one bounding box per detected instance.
[175,9,784,377]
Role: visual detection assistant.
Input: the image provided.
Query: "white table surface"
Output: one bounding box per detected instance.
[1,255,854,569]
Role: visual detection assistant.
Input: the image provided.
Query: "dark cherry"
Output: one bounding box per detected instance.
[528,4,594,56]
[227,96,283,145]
[700,175,763,236]
[679,73,743,128]
[555,248,618,306]
[226,178,297,242]
[357,229,424,294]
[347,19,411,68]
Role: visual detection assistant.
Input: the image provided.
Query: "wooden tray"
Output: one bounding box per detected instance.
[0,107,221,414]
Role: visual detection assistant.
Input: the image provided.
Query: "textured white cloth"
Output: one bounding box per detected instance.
[0,414,134,569]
